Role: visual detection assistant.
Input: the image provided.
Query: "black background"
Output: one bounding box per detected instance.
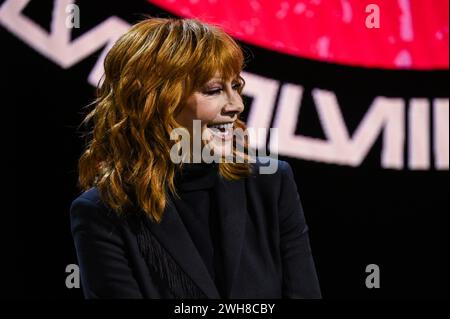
[3,0,448,299]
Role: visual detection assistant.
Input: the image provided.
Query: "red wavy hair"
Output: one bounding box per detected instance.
[77,17,253,223]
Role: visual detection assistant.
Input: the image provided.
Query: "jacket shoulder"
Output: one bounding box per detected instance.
[71,187,103,206]
[250,156,292,178]
[69,187,118,226]
[246,157,295,201]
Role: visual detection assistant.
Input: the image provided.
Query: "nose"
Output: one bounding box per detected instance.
[222,95,244,119]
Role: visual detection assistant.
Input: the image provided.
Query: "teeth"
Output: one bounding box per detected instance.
[209,122,233,129]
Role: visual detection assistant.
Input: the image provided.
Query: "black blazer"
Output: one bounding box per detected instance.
[70,158,321,298]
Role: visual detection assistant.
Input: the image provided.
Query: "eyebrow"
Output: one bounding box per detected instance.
[208,77,224,83]
[207,77,239,85]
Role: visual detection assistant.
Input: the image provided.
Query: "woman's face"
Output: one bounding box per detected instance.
[175,72,244,159]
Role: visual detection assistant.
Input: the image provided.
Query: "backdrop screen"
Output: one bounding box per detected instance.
[3,0,448,299]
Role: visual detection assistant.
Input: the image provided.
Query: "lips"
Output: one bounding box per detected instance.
[207,122,234,141]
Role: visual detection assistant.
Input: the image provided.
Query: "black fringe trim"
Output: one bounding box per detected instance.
[135,215,207,299]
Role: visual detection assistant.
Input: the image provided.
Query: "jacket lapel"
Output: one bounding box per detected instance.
[143,197,221,298]
[141,176,248,299]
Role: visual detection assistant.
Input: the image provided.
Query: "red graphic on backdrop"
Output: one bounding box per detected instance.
[148,0,449,70]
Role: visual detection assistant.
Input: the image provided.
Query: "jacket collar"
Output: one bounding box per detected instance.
[174,162,218,191]
[142,175,248,299]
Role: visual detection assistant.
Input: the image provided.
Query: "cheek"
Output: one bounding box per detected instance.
[197,108,219,122]
[183,93,223,124]
[194,100,221,122]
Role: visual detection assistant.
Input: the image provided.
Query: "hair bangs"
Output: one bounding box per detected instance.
[191,27,244,90]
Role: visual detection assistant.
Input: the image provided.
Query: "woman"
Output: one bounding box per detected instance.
[70,17,321,299]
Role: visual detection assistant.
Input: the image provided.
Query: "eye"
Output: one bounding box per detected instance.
[203,81,242,95]
[204,87,222,95]
[232,82,242,90]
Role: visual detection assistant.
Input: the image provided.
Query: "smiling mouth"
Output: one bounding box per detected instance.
[206,122,234,140]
